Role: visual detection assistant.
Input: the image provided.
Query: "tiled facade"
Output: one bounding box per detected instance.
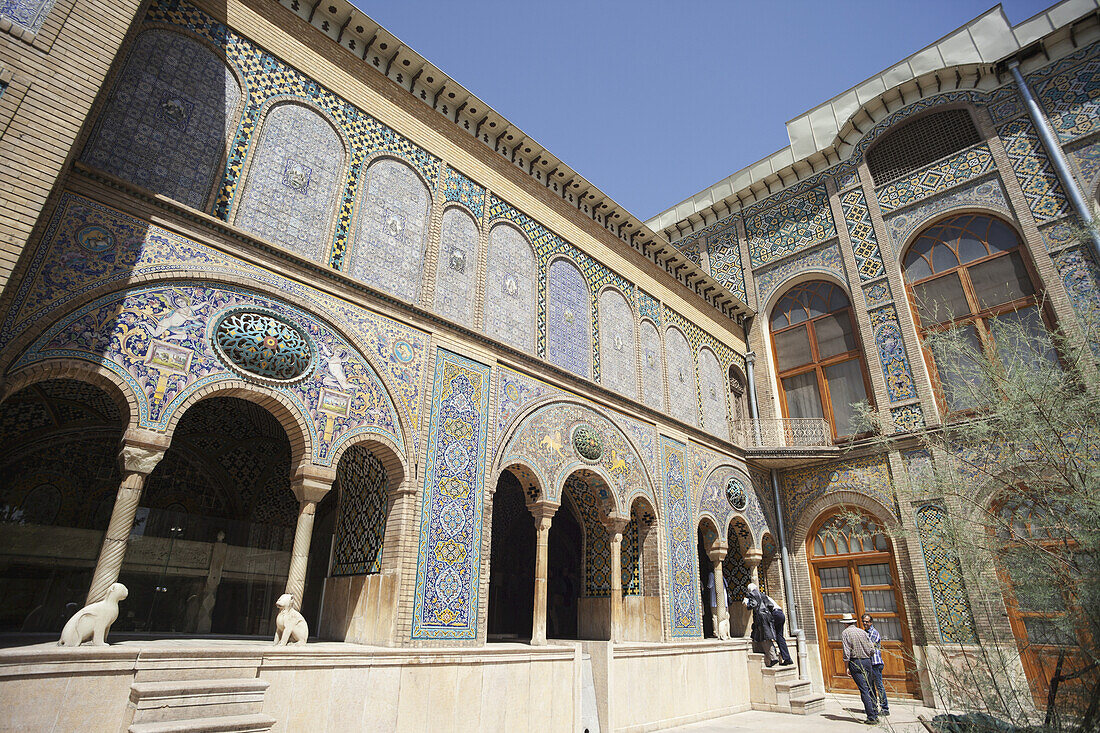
[2,0,1099,725]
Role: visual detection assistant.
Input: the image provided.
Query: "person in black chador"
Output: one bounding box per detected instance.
[742,582,778,666]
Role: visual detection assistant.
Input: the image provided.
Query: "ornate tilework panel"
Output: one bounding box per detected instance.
[564,474,613,596]
[780,454,893,530]
[869,305,919,402]
[662,306,739,374]
[890,404,925,433]
[1053,246,1100,330]
[7,193,430,451]
[840,189,886,281]
[411,349,490,639]
[745,186,835,267]
[439,166,485,219]
[484,223,537,355]
[834,167,859,192]
[863,280,893,309]
[674,236,702,266]
[639,319,665,413]
[999,117,1072,223]
[876,146,995,215]
[332,446,388,575]
[637,290,661,326]
[885,177,1010,253]
[493,366,563,443]
[666,327,699,428]
[82,30,242,211]
[1070,137,1100,193]
[546,258,592,379]
[0,0,53,33]
[621,514,642,596]
[234,103,345,261]
[598,288,637,399]
[497,402,655,510]
[432,207,480,327]
[707,226,747,301]
[697,348,729,442]
[660,437,700,637]
[755,243,846,310]
[915,504,978,644]
[1037,58,1100,142]
[347,158,431,303]
[15,282,405,465]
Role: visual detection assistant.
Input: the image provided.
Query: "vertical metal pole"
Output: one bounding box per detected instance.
[772,467,809,680]
[745,351,762,447]
[1008,60,1100,262]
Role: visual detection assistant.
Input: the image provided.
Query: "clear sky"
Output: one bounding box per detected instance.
[351,0,1057,221]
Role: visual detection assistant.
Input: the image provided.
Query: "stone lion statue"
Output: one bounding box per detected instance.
[59,583,128,647]
[274,593,308,645]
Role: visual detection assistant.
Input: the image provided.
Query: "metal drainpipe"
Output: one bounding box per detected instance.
[744,351,762,447]
[771,468,809,681]
[1008,60,1100,263]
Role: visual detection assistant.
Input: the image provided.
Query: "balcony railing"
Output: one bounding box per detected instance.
[734,417,833,449]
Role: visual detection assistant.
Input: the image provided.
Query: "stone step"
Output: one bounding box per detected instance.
[128,713,276,733]
[129,678,268,724]
[790,693,827,715]
[775,679,813,708]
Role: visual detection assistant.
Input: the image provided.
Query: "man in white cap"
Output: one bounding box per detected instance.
[840,613,879,724]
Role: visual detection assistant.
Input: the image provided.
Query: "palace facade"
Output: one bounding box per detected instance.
[0,0,1097,730]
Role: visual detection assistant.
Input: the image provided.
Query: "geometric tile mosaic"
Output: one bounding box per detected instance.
[82,29,243,212]
[863,280,892,309]
[706,225,748,301]
[840,188,886,281]
[999,117,1072,224]
[869,304,919,403]
[1052,246,1100,338]
[673,236,702,267]
[1070,137,1100,193]
[546,258,593,380]
[885,178,1010,253]
[890,403,925,433]
[914,504,978,644]
[439,165,485,219]
[0,0,53,33]
[1037,57,1100,143]
[745,185,836,267]
[411,349,491,639]
[637,289,661,325]
[331,446,388,575]
[660,437,701,638]
[564,474,613,597]
[875,145,995,215]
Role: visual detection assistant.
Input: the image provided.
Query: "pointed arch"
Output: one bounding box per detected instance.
[546,256,592,379]
[484,222,537,354]
[433,204,481,326]
[665,326,697,427]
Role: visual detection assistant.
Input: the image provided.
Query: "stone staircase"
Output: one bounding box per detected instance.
[124,651,275,733]
[748,652,826,715]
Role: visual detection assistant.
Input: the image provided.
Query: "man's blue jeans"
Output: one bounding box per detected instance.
[848,658,878,720]
[870,662,889,713]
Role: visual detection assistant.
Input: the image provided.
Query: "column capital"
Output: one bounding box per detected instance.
[118,429,170,476]
[529,500,559,526]
[706,542,729,563]
[744,548,763,567]
[602,513,629,537]
[291,462,336,503]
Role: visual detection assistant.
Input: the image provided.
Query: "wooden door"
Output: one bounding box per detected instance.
[809,513,921,697]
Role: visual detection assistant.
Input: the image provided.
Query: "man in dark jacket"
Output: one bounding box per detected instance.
[742,582,777,666]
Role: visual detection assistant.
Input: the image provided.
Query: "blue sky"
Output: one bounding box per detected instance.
[352,1,1055,221]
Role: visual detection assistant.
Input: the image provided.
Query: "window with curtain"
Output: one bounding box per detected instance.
[902,214,1057,413]
[770,281,872,440]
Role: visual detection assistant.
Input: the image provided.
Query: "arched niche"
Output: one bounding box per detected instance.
[347,156,433,303]
[639,319,665,411]
[665,326,698,427]
[82,28,244,211]
[433,205,481,327]
[233,101,348,262]
[598,287,638,399]
[483,223,537,354]
[546,257,592,379]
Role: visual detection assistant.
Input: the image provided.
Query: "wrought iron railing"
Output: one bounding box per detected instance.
[734,417,833,448]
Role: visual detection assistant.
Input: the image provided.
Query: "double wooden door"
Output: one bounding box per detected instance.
[808,515,921,697]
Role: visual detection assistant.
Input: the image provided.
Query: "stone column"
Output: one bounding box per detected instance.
[604,515,629,643]
[285,464,335,610]
[744,548,763,588]
[530,503,558,646]
[706,540,730,639]
[86,433,168,604]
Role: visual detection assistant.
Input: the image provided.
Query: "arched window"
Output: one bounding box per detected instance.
[902,214,1055,412]
[770,281,872,440]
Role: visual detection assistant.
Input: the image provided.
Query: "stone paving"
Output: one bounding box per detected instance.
[661,695,941,733]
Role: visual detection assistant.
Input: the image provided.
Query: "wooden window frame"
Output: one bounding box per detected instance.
[902,214,1055,416]
[770,283,875,443]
